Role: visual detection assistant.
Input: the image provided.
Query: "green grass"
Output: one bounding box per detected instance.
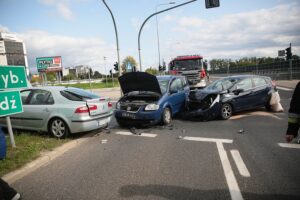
[0,132,69,177]
[55,80,120,90]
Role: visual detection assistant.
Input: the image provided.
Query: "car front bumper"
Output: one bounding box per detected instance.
[115,109,162,126]
[182,102,221,121]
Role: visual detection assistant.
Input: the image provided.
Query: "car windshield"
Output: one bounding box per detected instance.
[206,78,238,91]
[158,80,170,94]
[61,87,100,101]
[172,59,202,71]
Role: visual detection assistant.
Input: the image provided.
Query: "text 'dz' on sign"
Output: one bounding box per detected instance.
[0,66,28,89]
[36,56,62,72]
[0,90,23,117]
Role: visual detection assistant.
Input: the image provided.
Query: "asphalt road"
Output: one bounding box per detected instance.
[12,88,300,200]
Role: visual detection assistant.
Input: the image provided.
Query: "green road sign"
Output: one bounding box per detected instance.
[0,66,28,89]
[0,90,23,117]
[36,57,52,71]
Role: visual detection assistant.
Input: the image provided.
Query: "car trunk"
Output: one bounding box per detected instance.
[86,98,111,116]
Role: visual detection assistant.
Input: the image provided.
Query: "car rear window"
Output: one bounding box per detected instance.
[60,88,100,101]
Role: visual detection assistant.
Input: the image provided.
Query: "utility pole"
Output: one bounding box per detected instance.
[104,56,108,86]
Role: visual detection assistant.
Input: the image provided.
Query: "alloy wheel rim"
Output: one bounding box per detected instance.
[52,120,65,137]
[222,105,232,118]
[165,109,171,123]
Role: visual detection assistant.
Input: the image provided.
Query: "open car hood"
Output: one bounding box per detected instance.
[118,72,161,95]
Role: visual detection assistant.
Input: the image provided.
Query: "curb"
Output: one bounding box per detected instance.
[2,136,90,184]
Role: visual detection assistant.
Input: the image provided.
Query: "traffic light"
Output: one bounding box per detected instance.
[113,62,119,71]
[109,69,112,75]
[159,65,162,71]
[285,47,292,60]
[205,0,220,9]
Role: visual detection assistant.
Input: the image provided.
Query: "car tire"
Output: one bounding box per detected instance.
[162,107,172,125]
[220,103,232,120]
[49,118,69,139]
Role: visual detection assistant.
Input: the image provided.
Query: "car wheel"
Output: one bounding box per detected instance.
[220,103,232,120]
[49,118,69,139]
[162,107,172,125]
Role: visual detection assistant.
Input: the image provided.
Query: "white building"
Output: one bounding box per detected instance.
[0,32,29,75]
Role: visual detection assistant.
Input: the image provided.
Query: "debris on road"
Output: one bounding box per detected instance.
[238,129,245,134]
[177,136,183,139]
[101,139,108,144]
[129,127,141,135]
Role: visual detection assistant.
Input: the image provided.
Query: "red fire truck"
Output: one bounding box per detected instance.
[169,55,206,87]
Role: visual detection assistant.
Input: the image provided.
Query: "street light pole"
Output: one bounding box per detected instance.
[104,56,108,86]
[155,2,176,70]
[138,0,197,71]
[102,0,121,77]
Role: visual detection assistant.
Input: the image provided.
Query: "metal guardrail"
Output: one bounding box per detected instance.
[210,59,300,80]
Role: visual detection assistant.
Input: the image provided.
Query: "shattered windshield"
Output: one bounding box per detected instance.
[158,80,170,94]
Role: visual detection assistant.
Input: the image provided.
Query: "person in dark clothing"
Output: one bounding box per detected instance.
[0,178,21,200]
[286,81,300,142]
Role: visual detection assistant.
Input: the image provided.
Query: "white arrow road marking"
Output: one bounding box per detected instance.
[182,137,243,200]
[278,143,300,149]
[277,86,293,91]
[230,150,251,177]
[115,131,157,138]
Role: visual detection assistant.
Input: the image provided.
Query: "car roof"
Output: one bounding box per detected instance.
[22,86,72,91]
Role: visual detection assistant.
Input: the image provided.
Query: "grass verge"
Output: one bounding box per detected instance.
[0,132,69,177]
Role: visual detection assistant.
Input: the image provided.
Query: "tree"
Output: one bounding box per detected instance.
[121,56,138,73]
[46,72,56,82]
[145,67,159,75]
[93,71,102,79]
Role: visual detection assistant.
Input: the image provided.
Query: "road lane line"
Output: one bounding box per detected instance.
[182,136,233,144]
[277,86,293,91]
[217,142,244,200]
[278,143,300,149]
[230,150,250,177]
[115,131,157,138]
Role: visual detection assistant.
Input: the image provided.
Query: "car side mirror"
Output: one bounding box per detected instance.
[233,88,244,95]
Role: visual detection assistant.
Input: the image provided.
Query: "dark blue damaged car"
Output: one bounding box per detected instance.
[183,75,276,120]
[115,72,189,127]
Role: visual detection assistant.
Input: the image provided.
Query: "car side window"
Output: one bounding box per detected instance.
[170,78,183,92]
[28,90,54,105]
[235,78,253,91]
[253,77,267,87]
[20,90,32,105]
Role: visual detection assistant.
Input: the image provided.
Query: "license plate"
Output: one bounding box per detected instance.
[121,112,136,119]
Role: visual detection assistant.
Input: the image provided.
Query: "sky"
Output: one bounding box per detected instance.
[1,0,300,74]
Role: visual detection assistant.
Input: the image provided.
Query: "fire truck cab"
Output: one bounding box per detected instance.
[169,55,206,88]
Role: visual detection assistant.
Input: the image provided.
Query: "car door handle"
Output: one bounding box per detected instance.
[43,108,49,112]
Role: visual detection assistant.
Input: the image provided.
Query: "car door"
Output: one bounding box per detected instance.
[168,78,186,114]
[252,77,271,107]
[231,78,255,111]
[18,89,55,130]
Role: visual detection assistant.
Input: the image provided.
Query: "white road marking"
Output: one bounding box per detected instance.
[217,142,244,200]
[277,86,293,91]
[230,150,251,177]
[115,131,157,138]
[181,136,243,200]
[278,143,300,149]
[182,136,233,144]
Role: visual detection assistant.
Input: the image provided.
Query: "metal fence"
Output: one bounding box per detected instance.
[210,59,300,80]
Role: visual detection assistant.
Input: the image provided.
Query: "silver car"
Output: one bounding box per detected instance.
[0,86,113,138]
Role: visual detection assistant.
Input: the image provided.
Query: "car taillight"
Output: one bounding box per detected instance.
[75,106,89,113]
[75,105,97,114]
[108,102,113,108]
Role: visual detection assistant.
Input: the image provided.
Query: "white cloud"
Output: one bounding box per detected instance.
[16,30,116,74]
[161,3,300,61]
[0,25,10,33]
[39,0,74,21]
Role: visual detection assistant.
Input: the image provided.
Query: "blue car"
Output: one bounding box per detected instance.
[115,72,189,126]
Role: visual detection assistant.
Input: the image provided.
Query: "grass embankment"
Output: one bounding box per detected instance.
[0,133,69,177]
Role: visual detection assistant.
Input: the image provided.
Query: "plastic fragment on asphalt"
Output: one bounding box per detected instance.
[238,129,244,134]
[177,136,183,139]
[101,139,108,144]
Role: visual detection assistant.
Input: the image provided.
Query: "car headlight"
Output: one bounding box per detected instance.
[116,102,121,109]
[145,104,159,111]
